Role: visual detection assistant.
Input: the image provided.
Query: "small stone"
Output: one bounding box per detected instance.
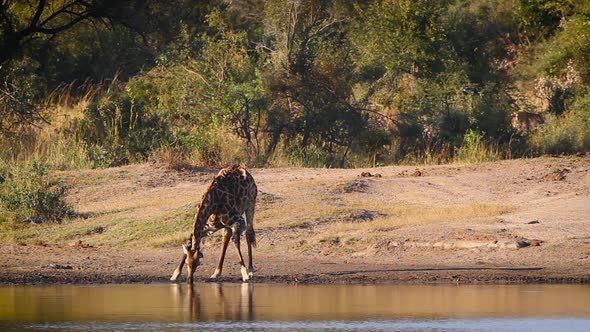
[527,220,540,224]
[49,264,73,270]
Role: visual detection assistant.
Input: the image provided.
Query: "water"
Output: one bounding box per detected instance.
[0,283,589,331]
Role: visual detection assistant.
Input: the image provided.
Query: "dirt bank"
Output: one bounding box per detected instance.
[1,155,589,285]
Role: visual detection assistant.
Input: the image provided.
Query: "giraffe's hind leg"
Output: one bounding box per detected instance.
[245,197,256,278]
[230,215,249,281]
[246,229,255,278]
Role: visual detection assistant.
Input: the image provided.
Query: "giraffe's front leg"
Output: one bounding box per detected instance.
[170,253,186,282]
[210,227,232,280]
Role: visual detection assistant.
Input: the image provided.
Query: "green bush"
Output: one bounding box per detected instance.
[0,160,74,223]
[456,130,502,163]
[530,112,590,154]
[529,91,590,154]
[77,79,174,167]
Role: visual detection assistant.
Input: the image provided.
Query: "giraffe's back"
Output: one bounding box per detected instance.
[206,165,256,216]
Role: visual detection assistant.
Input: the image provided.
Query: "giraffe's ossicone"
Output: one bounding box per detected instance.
[170,165,257,283]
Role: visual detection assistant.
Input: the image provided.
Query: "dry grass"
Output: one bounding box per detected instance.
[328,203,515,233]
[1,169,514,249]
[257,197,341,229]
[0,159,529,253]
[149,147,195,172]
[149,231,190,248]
[0,83,99,170]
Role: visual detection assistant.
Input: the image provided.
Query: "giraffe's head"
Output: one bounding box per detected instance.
[182,244,203,283]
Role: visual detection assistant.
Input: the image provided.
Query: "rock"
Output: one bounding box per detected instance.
[359,172,382,178]
[49,264,73,270]
[517,240,531,248]
[529,240,543,247]
[542,168,570,181]
[526,220,540,224]
[343,179,369,193]
[71,240,93,249]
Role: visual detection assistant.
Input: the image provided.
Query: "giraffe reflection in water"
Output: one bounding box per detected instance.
[173,283,255,321]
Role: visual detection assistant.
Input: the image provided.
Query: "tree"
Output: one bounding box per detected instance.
[261,0,367,163]
[0,0,129,65]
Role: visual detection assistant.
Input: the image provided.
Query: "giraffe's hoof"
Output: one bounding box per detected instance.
[170,268,181,282]
[209,269,221,280]
[248,268,254,278]
[241,266,250,281]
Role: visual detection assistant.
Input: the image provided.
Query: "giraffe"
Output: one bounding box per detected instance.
[170,165,257,283]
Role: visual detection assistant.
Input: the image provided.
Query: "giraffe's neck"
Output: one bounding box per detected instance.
[191,194,213,251]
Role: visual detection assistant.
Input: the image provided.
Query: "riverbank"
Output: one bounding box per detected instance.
[1,244,589,285]
[1,155,589,285]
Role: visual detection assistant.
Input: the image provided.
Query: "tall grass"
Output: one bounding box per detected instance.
[529,109,590,154]
[0,82,100,170]
[454,130,504,163]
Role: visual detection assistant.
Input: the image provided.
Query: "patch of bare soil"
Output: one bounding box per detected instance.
[1,156,590,285]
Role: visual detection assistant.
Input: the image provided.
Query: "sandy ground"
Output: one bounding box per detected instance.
[1,155,589,285]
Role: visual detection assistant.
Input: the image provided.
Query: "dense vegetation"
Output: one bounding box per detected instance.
[2,0,589,172]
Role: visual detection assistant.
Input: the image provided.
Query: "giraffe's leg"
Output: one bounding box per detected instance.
[210,227,232,280]
[170,253,186,282]
[246,232,254,278]
[245,197,256,278]
[231,218,249,281]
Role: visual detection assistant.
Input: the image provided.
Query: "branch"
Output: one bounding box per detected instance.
[180,65,211,87]
[358,106,398,124]
[313,18,350,37]
[36,12,93,35]
[0,1,14,33]
[28,0,46,30]
[16,1,114,39]
[36,1,82,28]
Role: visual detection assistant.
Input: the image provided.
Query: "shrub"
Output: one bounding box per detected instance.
[455,130,502,163]
[79,79,174,167]
[149,146,194,171]
[530,114,590,154]
[0,160,74,223]
[528,91,590,154]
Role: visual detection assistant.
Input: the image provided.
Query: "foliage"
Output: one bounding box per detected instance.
[1,0,589,170]
[516,0,565,40]
[0,57,44,133]
[456,130,502,163]
[529,93,590,153]
[0,160,74,224]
